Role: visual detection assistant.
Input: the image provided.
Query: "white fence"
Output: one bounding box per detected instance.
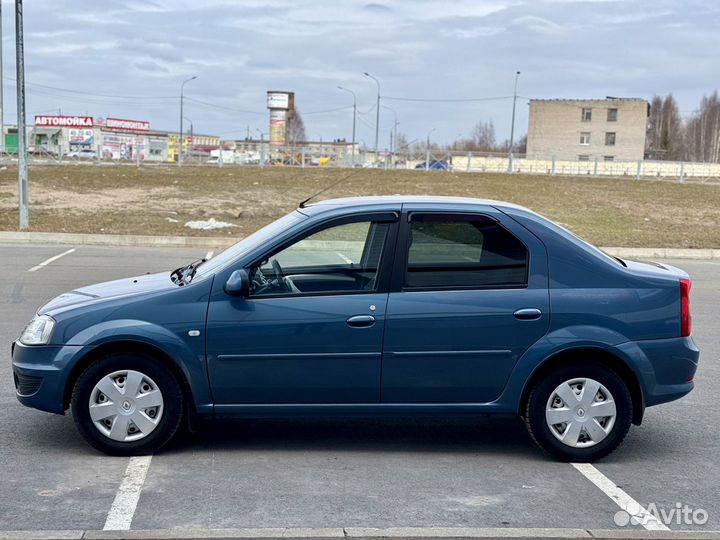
[2,147,720,182]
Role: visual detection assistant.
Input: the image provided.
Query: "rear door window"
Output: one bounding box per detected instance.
[404,215,528,289]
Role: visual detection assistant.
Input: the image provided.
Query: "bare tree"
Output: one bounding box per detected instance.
[646,94,684,160]
[286,109,306,145]
[685,92,720,163]
[471,120,496,151]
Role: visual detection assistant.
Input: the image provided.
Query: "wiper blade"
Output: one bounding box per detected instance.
[171,258,206,286]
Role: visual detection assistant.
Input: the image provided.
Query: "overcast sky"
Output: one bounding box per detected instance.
[1,0,719,147]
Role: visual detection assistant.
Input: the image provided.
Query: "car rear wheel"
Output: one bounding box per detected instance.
[525,362,632,461]
[71,352,184,455]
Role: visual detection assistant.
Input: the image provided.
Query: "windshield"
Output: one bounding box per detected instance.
[193,211,306,279]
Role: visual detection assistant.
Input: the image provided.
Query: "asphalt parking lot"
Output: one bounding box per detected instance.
[1,244,718,535]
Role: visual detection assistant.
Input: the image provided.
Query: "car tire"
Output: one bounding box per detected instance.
[525,361,632,462]
[71,352,184,456]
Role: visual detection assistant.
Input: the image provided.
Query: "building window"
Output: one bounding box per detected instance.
[581,108,592,122]
[578,155,590,161]
[580,132,591,145]
[607,108,618,122]
[604,155,614,162]
[605,132,616,146]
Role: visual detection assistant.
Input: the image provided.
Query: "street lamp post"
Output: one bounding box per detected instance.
[425,127,436,171]
[178,75,197,167]
[508,70,520,173]
[363,72,380,162]
[337,86,356,166]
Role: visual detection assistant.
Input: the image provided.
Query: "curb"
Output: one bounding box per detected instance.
[0,232,237,249]
[0,231,719,260]
[1,528,719,540]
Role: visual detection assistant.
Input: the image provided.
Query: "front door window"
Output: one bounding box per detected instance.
[250,220,390,296]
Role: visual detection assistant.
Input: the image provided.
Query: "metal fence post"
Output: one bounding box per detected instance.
[507,153,514,174]
[466,152,471,173]
[593,159,598,176]
[679,162,684,183]
[551,156,556,175]
[301,148,305,168]
[636,160,642,180]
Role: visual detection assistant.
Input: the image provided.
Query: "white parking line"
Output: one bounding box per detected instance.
[571,462,669,531]
[28,248,76,272]
[103,455,152,531]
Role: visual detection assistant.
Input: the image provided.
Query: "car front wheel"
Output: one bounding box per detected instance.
[525,362,633,461]
[71,352,184,455]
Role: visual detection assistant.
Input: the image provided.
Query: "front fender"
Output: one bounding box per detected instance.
[64,319,212,414]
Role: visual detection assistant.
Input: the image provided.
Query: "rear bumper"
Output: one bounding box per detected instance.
[11,340,86,414]
[620,336,699,408]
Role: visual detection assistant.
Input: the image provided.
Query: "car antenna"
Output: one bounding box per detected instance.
[298,167,367,208]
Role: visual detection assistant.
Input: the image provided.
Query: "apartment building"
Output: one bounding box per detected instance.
[526,98,649,161]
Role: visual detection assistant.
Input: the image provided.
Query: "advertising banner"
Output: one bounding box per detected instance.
[68,129,94,146]
[267,92,291,110]
[104,118,150,132]
[100,134,146,160]
[34,115,94,128]
[269,109,287,146]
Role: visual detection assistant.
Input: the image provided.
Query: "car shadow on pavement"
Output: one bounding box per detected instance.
[165,415,544,459]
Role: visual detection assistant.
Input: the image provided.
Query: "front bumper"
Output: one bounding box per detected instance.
[11,340,87,414]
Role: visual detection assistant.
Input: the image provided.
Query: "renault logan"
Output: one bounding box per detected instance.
[12,196,698,461]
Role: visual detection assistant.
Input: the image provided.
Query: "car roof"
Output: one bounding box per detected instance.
[300,195,535,215]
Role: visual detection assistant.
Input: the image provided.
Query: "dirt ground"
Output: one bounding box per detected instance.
[1,163,718,247]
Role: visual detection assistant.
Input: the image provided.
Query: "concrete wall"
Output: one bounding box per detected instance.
[526,99,648,161]
[441,155,720,179]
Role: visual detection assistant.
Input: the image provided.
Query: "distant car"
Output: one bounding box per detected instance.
[66,149,96,159]
[12,196,698,460]
[415,160,450,170]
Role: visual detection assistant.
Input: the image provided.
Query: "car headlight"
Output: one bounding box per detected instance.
[19,315,56,345]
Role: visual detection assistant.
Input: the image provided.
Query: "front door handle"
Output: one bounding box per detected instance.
[346,315,376,328]
[513,308,542,321]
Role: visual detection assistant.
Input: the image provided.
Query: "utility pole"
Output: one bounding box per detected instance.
[382,105,398,169]
[184,116,193,163]
[337,86,356,166]
[364,72,380,162]
[15,0,28,229]
[425,127,435,172]
[508,70,520,173]
[178,75,197,167]
[1,1,4,155]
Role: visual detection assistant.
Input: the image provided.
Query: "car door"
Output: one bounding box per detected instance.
[206,212,399,404]
[381,206,549,403]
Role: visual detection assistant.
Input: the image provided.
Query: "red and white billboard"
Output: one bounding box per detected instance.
[104,118,150,132]
[34,115,94,128]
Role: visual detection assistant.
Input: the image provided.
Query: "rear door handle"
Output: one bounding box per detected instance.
[346,315,376,328]
[513,308,542,321]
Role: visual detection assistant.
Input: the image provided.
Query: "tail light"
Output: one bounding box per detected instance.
[680,278,692,337]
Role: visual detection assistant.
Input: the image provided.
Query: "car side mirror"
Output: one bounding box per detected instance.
[224,269,250,297]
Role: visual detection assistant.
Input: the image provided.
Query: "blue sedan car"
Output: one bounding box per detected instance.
[12,196,698,460]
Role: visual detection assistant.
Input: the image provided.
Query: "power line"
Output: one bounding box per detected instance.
[5,76,175,100]
[383,95,515,103]
[302,105,353,115]
[183,96,264,115]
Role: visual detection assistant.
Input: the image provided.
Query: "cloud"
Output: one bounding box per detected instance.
[8,0,719,146]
